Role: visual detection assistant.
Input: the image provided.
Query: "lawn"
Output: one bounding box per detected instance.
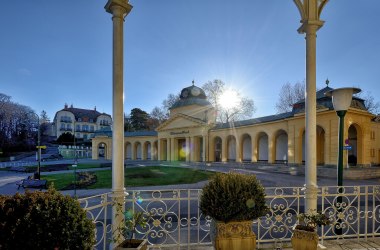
[42,166,215,190]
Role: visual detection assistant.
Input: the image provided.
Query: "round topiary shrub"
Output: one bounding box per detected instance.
[200,172,268,222]
[0,187,95,249]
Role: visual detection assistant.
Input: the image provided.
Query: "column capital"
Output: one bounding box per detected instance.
[294,0,328,34]
[105,0,133,17]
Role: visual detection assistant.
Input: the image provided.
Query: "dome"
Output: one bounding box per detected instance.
[179,84,207,100]
[170,82,211,109]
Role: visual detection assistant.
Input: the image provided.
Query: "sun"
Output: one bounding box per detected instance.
[219,89,240,109]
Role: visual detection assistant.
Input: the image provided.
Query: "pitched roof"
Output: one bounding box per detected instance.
[294,86,333,104]
[293,86,367,113]
[94,127,157,138]
[125,131,158,137]
[212,112,293,129]
[60,107,111,122]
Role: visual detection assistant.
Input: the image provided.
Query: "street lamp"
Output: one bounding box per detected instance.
[325,87,361,234]
[28,112,42,179]
[73,119,78,198]
[325,87,361,186]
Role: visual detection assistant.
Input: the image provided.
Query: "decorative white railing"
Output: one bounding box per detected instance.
[78,185,380,249]
[78,193,113,250]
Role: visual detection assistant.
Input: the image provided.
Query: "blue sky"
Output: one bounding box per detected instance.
[1,0,379,120]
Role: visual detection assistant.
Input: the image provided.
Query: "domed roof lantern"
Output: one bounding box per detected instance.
[179,80,207,100]
[170,80,211,110]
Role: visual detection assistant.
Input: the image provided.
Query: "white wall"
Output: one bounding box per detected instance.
[258,135,268,161]
[228,139,236,161]
[276,133,288,161]
[243,137,252,161]
[126,144,132,159]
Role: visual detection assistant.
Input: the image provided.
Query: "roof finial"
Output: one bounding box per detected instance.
[326,78,330,87]
[192,80,195,86]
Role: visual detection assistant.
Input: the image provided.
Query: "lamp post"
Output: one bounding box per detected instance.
[325,87,361,186]
[325,87,361,234]
[73,158,77,198]
[28,112,41,179]
[73,120,78,198]
[36,114,41,179]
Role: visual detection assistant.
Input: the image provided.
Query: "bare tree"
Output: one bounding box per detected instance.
[0,93,10,109]
[217,96,255,123]
[150,93,180,125]
[0,93,37,154]
[355,91,380,114]
[202,79,256,123]
[162,93,180,112]
[150,107,167,124]
[275,81,306,113]
[202,79,226,111]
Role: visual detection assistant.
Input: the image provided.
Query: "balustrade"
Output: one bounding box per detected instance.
[79,185,380,249]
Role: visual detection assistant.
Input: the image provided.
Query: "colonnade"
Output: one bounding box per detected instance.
[92,121,364,167]
[157,136,207,162]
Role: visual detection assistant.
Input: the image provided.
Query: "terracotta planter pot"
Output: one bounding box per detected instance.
[115,239,148,250]
[291,229,318,250]
[215,221,256,250]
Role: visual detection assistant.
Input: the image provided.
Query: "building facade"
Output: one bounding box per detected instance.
[53,104,112,140]
[92,83,380,167]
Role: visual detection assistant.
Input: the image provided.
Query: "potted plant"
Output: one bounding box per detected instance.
[199,172,268,250]
[291,210,330,250]
[114,208,150,250]
[0,187,95,249]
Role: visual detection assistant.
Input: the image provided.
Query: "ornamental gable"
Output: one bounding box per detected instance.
[156,114,206,132]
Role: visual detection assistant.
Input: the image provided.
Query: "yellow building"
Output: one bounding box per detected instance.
[54,104,112,141]
[92,83,380,167]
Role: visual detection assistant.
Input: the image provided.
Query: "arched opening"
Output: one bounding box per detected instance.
[160,139,167,161]
[348,124,362,166]
[302,125,325,165]
[177,139,186,161]
[257,132,268,162]
[275,130,288,163]
[135,142,142,160]
[316,126,325,165]
[227,135,236,162]
[302,130,305,163]
[144,142,151,160]
[242,134,252,162]
[214,137,222,162]
[125,142,132,159]
[98,143,106,159]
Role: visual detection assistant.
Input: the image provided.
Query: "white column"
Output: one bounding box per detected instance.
[131,143,136,160]
[294,0,327,212]
[105,0,132,247]
[147,141,154,161]
[305,24,318,211]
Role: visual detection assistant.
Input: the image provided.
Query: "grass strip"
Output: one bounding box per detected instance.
[42,166,214,190]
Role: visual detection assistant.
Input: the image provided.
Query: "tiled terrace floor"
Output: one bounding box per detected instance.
[150,238,380,249]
